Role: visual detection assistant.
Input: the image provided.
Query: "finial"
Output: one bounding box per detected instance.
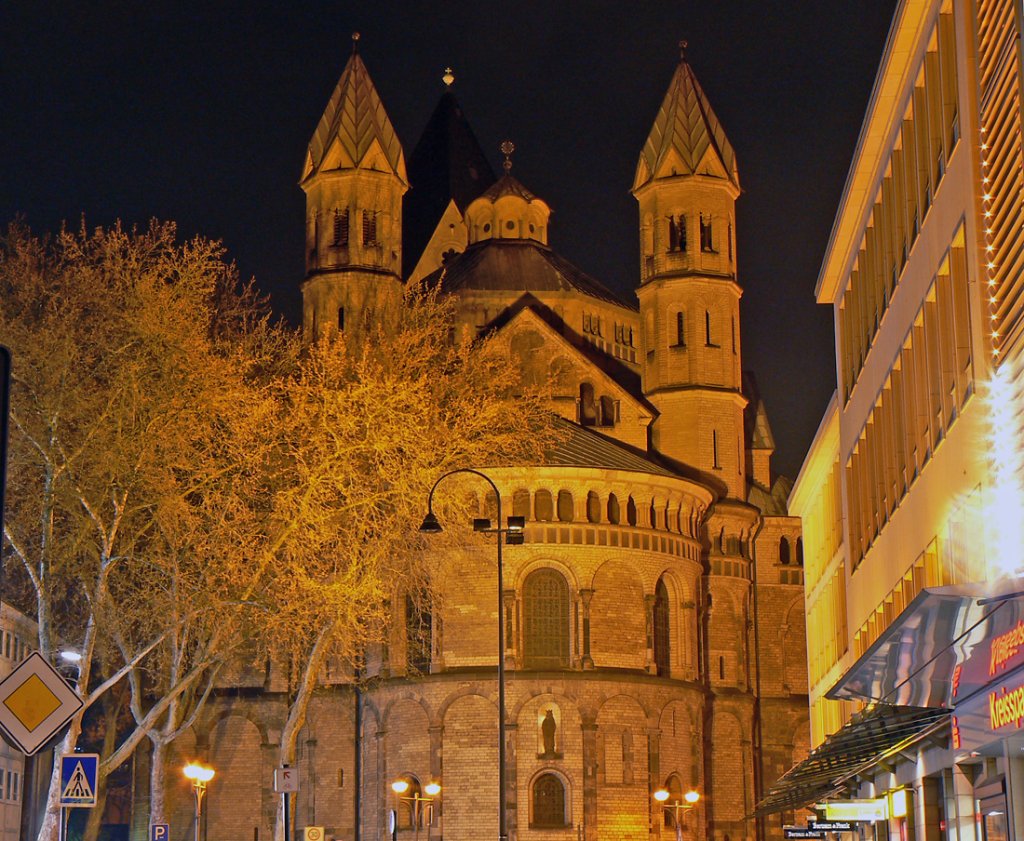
[679,39,688,61]
[352,32,360,54]
[442,67,455,87]
[500,140,515,174]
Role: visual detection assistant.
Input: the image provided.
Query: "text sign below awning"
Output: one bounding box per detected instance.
[0,652,83,755]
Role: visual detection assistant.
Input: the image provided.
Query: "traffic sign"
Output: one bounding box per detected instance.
[60,753,99,807]
[151,824,170,841]
[303,828,324,841]
[0,653,83,755]
[275,766,298,792]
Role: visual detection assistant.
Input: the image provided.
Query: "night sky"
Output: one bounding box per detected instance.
[1,2,896,480]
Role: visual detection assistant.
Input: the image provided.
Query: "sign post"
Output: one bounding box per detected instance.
[275,764,298,841]
[60,754,99,807]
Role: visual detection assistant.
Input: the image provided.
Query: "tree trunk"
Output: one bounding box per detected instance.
[37,720,84,841]
[274,623,334,841]
[83,699,121,841]
[149,736,168,826]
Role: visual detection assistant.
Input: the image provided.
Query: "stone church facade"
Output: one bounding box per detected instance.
[153,42,809,841]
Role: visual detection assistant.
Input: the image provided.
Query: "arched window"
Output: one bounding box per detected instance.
[662,774,683,827]
[654,578,670,677]
[607,494,620,524]
[557,491,574,522]
[586,492,601,523]
[512,490,531,520]
[627,496,637,527]
[535,490,554,522]
[599,395,616,427]
[405,593,431,673]
[796,537,804,566]
[524,570,570,668]
[779,537,791,565]
[649,500,659,529]
[531,773,567,828]
[579,382,597,425]
[395,776,422,829]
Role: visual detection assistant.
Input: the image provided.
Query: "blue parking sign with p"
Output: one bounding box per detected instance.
[151,824,170,841]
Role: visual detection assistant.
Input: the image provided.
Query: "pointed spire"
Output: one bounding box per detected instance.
[303,37,406,183]
[634,51,738,191]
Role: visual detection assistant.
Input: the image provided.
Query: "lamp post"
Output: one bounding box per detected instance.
[419,468,524,841]
[183,762,215,841]
[391,779,441,841]
[653,788,699,841]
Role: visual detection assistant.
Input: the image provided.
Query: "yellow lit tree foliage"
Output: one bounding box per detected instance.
[0,220,559,840]
[0,220,285,841]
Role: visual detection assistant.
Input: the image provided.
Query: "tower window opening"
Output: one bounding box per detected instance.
[675,311,685,347]
[719,655,726,680]
[338,307,345,331]
[362,210,378,246]
[712,430,721,469]
[727,221,733,261]
[705,311,716,347]
[668,215,687,252]
[579,382,597,426]
[333,209,349,246]
[700,215,714,252]
[599,395,616,427]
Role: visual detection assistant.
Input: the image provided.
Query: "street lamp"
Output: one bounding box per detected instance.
[653,787,699,841]
[391,778,441,841]
[419,468,524,841]
[183,762,215,841]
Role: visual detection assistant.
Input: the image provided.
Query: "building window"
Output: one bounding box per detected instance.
[557,491,574,522]
[599,395,616,427]
[626,496,637,527]
[654,578,670,676]
[532,773,567,828]
[535,490,554,522]
[727,221,733,261]
[668,215,687,252]
[338,307,345,331]
[712,430,720,469]
[607,493,620,524]
[512,490,531,520]
[579,382,597,426]
[796,538,804,566]
[405,593,432,673]
[587,492,601,523]
[675,311,685,346]
[700,215,714,252]
[333,209,349,246]
[524,570,570,668]
[705,311,715,346]
[394,777,422,829]
[362,210,378,246]
[662,775,684,827]
[779,537,791,565]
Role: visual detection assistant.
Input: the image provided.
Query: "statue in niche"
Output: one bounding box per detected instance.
[539,708,561,759]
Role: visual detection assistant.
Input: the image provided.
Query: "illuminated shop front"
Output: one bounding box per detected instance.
[756,583,1024,840]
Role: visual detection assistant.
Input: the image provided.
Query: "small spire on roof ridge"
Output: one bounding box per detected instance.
[352,32,360,53]
[500,140,515,174]
[442,67,455,87]
[679,39,688,61]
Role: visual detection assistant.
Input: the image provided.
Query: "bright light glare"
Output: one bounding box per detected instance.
[684,790,700,804]
[59,650,82,663]
[183,763,215,783]
[653,788,670,802]
[392,780,410,794]
[424,782,441,796]
[985,364,1024,577]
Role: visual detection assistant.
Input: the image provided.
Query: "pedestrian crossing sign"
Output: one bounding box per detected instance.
[60,753,99,807]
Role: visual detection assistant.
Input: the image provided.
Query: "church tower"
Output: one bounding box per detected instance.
[300,35,407,340]
[633,50,746,500]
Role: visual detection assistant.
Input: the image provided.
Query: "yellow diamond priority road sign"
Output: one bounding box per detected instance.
[0,652,83,755]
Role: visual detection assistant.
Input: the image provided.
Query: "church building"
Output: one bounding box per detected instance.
[160,39,808,841]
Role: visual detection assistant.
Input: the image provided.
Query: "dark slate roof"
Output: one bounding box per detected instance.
[403,91,497,277]
[543,418,678,478]
[426,239,637,310]
[747,475,792,516]
[481,174,536,202]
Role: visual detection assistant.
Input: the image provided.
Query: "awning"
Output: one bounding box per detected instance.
[826,583,1007,707]
[753,704,951,816]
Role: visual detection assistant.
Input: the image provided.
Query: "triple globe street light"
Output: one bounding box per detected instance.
[419,468,525,841]
[391,778,441,841]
